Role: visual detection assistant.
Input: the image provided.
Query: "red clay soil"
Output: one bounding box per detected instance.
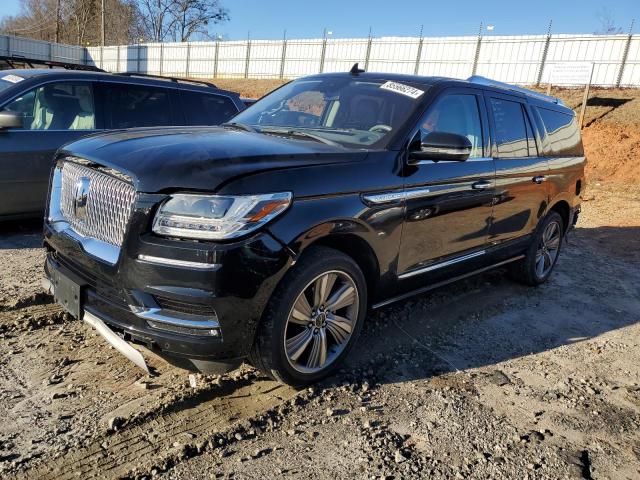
[582,123,640,184]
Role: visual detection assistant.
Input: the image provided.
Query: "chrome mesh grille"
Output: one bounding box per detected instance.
[59,161,136,247]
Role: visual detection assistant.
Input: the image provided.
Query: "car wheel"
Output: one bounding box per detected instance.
[509,211,564,286]
[249,246,367,386]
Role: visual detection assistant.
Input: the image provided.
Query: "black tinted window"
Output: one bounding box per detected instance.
[180,91,238,125]
[420,94,483,157]
[537,107,583,157]
[102,84,171,129]
[490,98,530,158]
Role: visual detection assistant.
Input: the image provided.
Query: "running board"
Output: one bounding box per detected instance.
[372,255,525,309]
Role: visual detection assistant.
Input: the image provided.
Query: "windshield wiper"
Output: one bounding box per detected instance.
[222,122,258,133]
[260,128,340,147]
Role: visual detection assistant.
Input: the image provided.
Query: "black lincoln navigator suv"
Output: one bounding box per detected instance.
[43,70,584,386]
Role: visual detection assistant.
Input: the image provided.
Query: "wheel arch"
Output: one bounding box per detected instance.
[548,199,571,233]
[305,233,381,299]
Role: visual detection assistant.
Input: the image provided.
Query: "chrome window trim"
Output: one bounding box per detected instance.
[398,250,486,279]
[137,254,220,270]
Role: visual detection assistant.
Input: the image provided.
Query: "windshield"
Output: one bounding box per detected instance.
[231,77,428,149]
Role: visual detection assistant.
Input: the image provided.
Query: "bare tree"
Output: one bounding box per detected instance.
[135,0,227,42]
[136,0,176,42]
[595,7,624,35]
[170,0,228,42]
[0,0,144,45]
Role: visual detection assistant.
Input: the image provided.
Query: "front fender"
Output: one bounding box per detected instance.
[267,193,404,288]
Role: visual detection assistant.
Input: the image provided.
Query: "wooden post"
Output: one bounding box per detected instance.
[578,64,595,129]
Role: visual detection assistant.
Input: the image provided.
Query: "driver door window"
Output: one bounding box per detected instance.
[420,94,484,157]
[4,82,95,130]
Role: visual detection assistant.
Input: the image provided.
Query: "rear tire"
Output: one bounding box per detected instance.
[249,246,367,387]
[509,211,564,286]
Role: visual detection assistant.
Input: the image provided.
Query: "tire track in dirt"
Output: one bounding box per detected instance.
[17,378,297,479]
[0,303,67,334]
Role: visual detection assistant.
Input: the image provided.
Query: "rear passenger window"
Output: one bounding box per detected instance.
[489,98,533,158]
[101,84,172,129]
[537,107,583,157]
[180,91,238,125]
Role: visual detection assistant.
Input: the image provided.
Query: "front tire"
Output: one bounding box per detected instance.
[509,211,564,286]
[249,246,367,386]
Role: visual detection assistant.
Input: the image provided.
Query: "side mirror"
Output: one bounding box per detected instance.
[0,111,23,130]
[408,131,472,163]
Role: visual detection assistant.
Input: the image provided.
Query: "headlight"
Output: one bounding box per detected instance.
[152,192,292,240]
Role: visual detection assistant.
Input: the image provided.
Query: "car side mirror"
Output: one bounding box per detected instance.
[408,131,472,163]
[0,111,23,130]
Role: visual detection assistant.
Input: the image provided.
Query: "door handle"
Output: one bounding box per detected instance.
[532,175,547,184]
[472,180,492,190]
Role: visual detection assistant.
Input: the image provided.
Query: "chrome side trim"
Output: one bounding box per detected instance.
[398,250,486,279]
[373,255,524,309]
[137,254,220,270]
[83,310,149,374]
[362,187,432,205]
[410,156,494,166]
[133,307,220,330]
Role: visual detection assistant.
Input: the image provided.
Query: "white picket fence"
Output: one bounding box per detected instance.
[2,33,639,86]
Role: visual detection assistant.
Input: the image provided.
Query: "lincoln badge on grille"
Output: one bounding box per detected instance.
[73,176,91,221]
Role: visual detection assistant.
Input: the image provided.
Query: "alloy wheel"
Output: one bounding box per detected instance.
[535,220,561,278]
[284,270,359,374]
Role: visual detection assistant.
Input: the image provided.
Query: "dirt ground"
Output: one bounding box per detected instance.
[0,81,639,479]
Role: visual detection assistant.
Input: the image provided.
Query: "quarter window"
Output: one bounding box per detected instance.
[180,91,238,125]
[420,94,484,158]
[537,107,583,157]
[489,98,532,158]
[101,84,172,129]
[4,82,95,130]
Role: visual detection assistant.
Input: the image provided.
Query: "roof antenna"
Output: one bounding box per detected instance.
[350,63,365,75]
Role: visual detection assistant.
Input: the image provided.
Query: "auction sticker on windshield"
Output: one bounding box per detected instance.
[1,74,24,84]
[380,81,424,99]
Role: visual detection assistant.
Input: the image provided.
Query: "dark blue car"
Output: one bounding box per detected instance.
[0,69,245,219]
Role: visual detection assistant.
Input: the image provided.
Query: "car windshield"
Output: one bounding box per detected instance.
[231,77,429,149]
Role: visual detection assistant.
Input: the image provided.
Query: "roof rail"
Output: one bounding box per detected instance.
[116,72,217,89]
[0,55,104,72]
[467,75,564,105]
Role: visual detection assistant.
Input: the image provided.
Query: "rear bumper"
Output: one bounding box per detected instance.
[43,221,293,373]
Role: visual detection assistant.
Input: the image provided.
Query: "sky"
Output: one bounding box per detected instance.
[0,0,637,40]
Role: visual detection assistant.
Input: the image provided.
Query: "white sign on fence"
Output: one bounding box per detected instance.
[549,62,594,85]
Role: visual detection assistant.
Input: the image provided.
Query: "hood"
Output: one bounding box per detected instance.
[59,126,367,193]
